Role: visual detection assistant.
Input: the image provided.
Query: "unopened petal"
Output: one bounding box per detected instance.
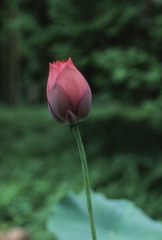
[48,103,65,123]
[48,82,73,121]
[56,65,90,109]
[54,60,67,72]
[47,63,60,91]
[76,89,92,119]
[66,58,79,72]
[66,110,78,125]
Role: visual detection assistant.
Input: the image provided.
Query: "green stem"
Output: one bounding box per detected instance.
[74,124,97,240]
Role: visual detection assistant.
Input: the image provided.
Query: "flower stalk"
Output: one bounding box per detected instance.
[74,124,97,240]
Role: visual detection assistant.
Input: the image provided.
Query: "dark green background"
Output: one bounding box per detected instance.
[0,0,162,239]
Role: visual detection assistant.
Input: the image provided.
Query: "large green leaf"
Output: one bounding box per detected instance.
[47,191,162,240]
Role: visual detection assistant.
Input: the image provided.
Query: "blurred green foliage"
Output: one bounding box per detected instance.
[1,0,162,104]
[1,0,162,239]
[0,105,162,239]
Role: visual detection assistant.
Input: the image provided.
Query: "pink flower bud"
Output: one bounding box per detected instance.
[46,58,92,125]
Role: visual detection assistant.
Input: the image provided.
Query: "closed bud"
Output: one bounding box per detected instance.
[47,58,92,125]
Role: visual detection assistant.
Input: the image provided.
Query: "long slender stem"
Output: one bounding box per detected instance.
[74,124,97,240]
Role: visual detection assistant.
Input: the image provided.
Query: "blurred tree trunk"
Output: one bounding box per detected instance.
[0,1,6,104]
[1,2,21,104]
[7,5,21,104]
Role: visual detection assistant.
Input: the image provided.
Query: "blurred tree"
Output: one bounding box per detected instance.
[0,0,162,105]
[0,1,21,104]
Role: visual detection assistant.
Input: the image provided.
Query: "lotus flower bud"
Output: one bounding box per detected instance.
[47,58,92,125]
